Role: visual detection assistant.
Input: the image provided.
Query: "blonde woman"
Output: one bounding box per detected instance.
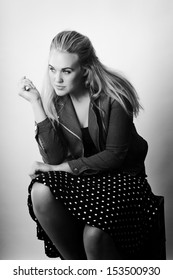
[19,30,159,260]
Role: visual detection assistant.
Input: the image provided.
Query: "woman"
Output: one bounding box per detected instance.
[19,30,159,260]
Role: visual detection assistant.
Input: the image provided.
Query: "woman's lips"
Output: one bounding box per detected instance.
[55,85,65,90]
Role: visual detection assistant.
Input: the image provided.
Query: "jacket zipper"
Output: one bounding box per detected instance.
[59,121,84,156]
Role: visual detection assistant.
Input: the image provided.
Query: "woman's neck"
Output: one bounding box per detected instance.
[70,89,90,128]
[70,87,89,103]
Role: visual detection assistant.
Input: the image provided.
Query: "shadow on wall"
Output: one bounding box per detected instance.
[151,100,173,260]
[159,138,173,260]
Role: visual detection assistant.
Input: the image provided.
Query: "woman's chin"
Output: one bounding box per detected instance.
[55,89,68,97]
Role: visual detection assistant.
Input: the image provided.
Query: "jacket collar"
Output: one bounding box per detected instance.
[55,95,82,141]
[54,94,100,150]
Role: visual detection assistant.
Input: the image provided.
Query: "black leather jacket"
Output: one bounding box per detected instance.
[35,93,148,176]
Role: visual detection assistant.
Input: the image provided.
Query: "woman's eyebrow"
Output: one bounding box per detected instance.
[62,67,74,70]
[48,64,74,70]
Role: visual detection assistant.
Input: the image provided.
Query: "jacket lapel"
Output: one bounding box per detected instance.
[54,95,83,157]
[58,95,82,139]
[88,101,100,150]
[54,94,106,156]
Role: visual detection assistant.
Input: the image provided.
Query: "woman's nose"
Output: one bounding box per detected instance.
[55,71,63,83]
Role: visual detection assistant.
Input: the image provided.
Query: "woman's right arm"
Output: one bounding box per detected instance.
[19,77,66,164]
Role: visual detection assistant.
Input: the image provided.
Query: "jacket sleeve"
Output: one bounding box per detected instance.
[68,100,133,175]
[35,118,67,164]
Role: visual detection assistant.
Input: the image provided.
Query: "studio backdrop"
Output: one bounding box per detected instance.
[0,0,173,259]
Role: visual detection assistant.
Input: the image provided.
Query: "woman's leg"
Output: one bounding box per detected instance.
[83,225,122,260]
[31,182,86,260]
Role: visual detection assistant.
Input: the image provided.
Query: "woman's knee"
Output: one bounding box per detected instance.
[83,225,104,254]
[83,225,119,259]
[31,182,54,215]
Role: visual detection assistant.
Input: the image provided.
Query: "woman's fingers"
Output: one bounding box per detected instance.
[28,161,53,179]
[20,76,35,91]
[29,161,42,178]
[28,161,38,178]
[18,76,40,102]
[29,174,39,180]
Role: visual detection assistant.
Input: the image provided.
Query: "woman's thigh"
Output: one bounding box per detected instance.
[31,182,86,259]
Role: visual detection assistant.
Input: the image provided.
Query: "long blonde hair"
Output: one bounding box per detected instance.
[41,30,142,122]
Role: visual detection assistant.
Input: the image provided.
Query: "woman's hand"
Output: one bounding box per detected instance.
[19,76,47,123]
[29,161,54,179]
[18,76,41,103]
[29,161,74,179]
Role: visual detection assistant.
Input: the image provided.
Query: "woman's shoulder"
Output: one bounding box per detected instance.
[97,91,114,105]
[98,92,133,117]
[98,92,126,108]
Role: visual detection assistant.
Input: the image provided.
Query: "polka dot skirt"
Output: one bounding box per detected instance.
[28,171,159,259]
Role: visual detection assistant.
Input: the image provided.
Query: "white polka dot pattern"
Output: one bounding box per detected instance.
[28,171,159,258]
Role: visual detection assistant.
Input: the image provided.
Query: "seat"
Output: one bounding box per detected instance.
[138,195,166,259]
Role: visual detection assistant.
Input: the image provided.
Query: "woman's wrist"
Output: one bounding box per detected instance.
[31,98,47,123]
[30,96,42,106]
[53,162,73,174]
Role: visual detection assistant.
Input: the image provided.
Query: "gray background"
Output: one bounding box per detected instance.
[0,0,173,260]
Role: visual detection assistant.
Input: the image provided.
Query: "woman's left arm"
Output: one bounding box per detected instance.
[29,100,132,178]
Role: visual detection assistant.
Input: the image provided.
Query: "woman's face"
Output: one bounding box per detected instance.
[48,50,84,97]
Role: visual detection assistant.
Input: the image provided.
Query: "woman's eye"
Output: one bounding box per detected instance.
[63,70,71,74]
[49,67,55,73]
